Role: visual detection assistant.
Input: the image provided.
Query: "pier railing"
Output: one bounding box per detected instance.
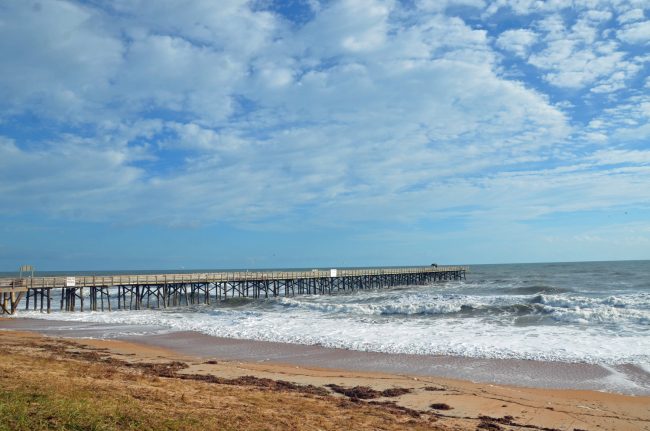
[6,266,468,289]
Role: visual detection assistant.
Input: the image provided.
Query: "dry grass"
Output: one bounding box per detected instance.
[0,337,445,431]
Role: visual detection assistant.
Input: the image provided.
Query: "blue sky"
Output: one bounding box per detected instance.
[1,0,649,270]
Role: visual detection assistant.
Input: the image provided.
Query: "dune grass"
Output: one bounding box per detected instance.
[0,339,441,431]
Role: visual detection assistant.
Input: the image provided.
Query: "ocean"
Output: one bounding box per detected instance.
[9,260,650,392]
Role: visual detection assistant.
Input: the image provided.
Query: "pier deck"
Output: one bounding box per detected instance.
[0,266,467,315]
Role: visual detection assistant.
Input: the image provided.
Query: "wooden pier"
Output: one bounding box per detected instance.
[0,266,467,315]
[0,278,27,315]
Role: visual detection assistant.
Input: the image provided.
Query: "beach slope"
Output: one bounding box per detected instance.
[1,330,648,430]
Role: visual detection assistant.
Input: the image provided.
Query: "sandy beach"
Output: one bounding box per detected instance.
[2,322,649,430]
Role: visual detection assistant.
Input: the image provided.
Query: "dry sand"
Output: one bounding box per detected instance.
[1,328,648,430]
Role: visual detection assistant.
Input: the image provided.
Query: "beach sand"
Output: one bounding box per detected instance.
[1,324,649,430]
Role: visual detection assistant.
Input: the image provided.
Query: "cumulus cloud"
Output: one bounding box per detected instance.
[617,8,645,24]
[617,20,650,44]
[0,0,122,121]
[521,11,644,92]
[496,28,538,56]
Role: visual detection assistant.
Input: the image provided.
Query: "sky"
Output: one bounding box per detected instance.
[0,0,649,271]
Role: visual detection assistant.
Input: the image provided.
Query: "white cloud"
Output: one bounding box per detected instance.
[297,0,393,56]
[417,0,486,12]
[588,149,650,165]
[496,28,538,56]
[0,136,143,219]
[591,94,650,143]
[111,0,278,57]
[617,8,645,24]
[0,0,122,121]
[484,0,572,16]
[341,1,390,52]
[617,20,650,44]
[116,34,243,125]
[0,0,282,127]
[583,9,612,23]
[529,41,629,89]
[524,12,642,92]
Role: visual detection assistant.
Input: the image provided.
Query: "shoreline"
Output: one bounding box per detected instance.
[2,317,650,396]
[1,328,649,430]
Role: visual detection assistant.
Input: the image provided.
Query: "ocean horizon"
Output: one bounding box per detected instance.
[2,258,647,277]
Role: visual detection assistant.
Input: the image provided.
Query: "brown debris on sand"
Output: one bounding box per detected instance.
[424,386,446,391]
[477,421,504,430]
[137,360,189,377]
[326,384,412,399]
[430,403,453,410]
[381,387,413,397]
[368,400,422,418]
[477,415,562,431]
[478,415,515,425]
[179,373,330,396]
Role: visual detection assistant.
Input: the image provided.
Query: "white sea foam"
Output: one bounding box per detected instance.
[638,363,650,375]
[20,297,650,365]
[274,292,650,329]
[600,364,650,394]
